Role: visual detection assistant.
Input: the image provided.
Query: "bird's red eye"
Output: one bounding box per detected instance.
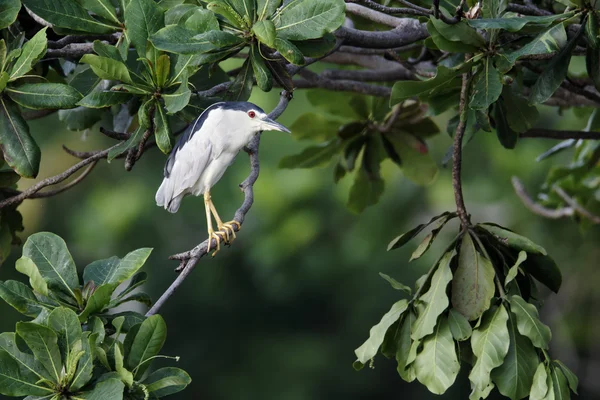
[248,111,256,118]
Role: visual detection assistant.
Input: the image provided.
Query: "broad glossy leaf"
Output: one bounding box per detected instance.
[78,284,114,322]
[411,250,455,340]
[16,322,62,383]
[469,305,509,392]
[529,22,585,104]
[80,55,133,84]
[468,13,573,32]
[164,4,196,25]
[448,308,472,341]
[378,273,412,295]
[386,133,438,186]
[154,102,172,154]
[48,307,82,365]
[481,0,507,19]
[451,233,496,321]
[207,1,247,28]
[125,314,167,379]
[505,251,527,287]
[250,45,273,91]
[427,20,481,53]
[69,332,94,391]
[521,253,562,293]
[124,0,165,57]
[6,83,82,110]
[347,165,384,213]
[430,17,485,48]
[23,232,78,300]
[494,97,518,149]
[77,90,132,108]
[469,57,502,110]
[0,96,40,178]
[8,28,47,82]
[0,332,51,384]
[79,378,125,400]
[107,125,144,161]
[387,212,454,251]
[252,19,276,47]
[355,299,408,364]
[184,8,220,32]
[586,12,600,92]
[410,215,454,261]
[554,360,578,395]
[0,350,53,396]
[479,223,546,255]
[81,0,120,23]
[391,65,467,105]
[274,38,305,65]
[550,366,570,400]
[279,139,342,169]
[501,87,539,132]
[414,316,460,394]
[22,0,117,34]
[289,112,340,143]
[0,0,20,30]
[58,106,103,131]
[0,72,8,92]
[530,363,549,400]
[274,0,345,41]
[164,75,191,114]
[491,313,539,400]
[501,23,567,66]
[225,58,253,101]
[0,280,44,318]
[510,295,551,349]
[155,54,170,88]
[83,248,152,286]
[257,0,281,20]
[396,310,417,382]
[292,33,337,57]
[145,367,192,397]
[15,257,48,296]
[115,344,134,387]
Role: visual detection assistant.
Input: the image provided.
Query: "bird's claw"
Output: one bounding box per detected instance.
[207,230,226,256]
[216,220,240,244]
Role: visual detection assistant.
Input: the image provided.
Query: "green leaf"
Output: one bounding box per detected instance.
[9,28,47,82]
[15,256,48,296]
[250,45,273,92]
[292,33,336,57]
[78,284,114,322]
[0,350,53,396]
[387,212,454,251]
[257,0,281,20]
[77,90,133,108]
[414,316,460,394]
[145,367,192,397]
[491,312,539,400]
[155,54,170,88]
[521,253,562,293]
[554,360,578,395]
[501,23,567,66]
[530,363,549,400]
[0,72,8,92]
[164,4,195,25]
[505,251,527,287]
[468,13,574,32]
[125,0,165,57]
[207,1,246,28]
[22,0,117,33]
[184,7,220,32]
[501,86,539,132]
[16,322,62,383]
[48,307,82,367]
[469,57,502,110]
[509,295,551,349]
[58,106,103,131]
[0,0,20,30]
[448,308,472,341]
[427,20,481,53]
[163,75,191,114]
[469,305,510,393]
[6,83,82,110]
[411,250,455,340]
[396,310,417,382]
[481,0,507,19]
[347,165,384,213]
[93,40,122,61]
[451,233,496,321]
[289,112,340,142]
[378,273,412,295]
[391,65,467,105]
[79,378,125,400]
[409,215,454,261]
[274,0,345,41]
[274,37,305,65]
[81,0,120,24]
[150,26,217,54]
[494,97,518,149]
[586,11,600,92]
[529,21,585,105]
[69,332,94,391]
[354,299,408,364]
[126,314,167,379]
[429,17,486,48]
[252,19,276,48]
[479,223,547,255]
[23,232,79,300]
[550,366,570,400]
[115,344,134,387]
[0,280,44,318]
[0,332,52,385]
[107,124,144,161]
[279,139,341,169]
[83,248,152,286]
[225,58,253,101]
[154,102,172,154]
[80,54,133,84]
[386,133,438,186]
[0,96,40,178]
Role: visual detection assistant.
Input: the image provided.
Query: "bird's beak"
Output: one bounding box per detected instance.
[261,117,291,133]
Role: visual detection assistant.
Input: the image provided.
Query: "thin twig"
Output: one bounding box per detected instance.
[553,185,600,224]
[511,177,574,219]
[452,65,471,229]
[28,162,98,199]
[146,91,293,317]
[100,127,131,141]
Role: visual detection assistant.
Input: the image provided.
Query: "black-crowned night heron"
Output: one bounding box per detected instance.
[156,101,291,254]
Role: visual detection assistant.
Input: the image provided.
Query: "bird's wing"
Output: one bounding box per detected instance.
[168,136,213,198]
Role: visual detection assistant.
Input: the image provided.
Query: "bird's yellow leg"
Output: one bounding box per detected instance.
[207,196,239,242]
[204,192,223,256]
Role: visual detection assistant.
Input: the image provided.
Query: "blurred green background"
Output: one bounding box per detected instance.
[1,61,599,399]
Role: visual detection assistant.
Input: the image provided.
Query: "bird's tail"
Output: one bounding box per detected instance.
[156,179,183,213]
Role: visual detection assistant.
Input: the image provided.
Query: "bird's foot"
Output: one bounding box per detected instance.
[216,220,241,244]
[207,230,226,256]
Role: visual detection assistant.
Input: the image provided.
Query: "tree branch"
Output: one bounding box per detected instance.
[553,185,600,224]
[146,91,293,317]
[511,177,574,219]
[452,67,471,229]
[345,3,424,26]
[335,24,428,49]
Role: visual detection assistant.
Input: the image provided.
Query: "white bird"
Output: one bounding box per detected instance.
[156,101,291,254]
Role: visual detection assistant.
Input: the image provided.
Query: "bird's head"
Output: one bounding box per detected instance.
[219,102,291,136]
